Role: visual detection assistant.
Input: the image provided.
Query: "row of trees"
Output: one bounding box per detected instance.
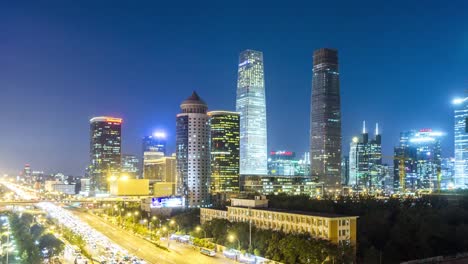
[197,218,354,264]
[268,194,468,263]
[9,213,64,264]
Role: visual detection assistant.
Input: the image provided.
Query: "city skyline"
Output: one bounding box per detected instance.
[1,1,467,175]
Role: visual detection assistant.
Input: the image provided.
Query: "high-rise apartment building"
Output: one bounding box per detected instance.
[89,116,122,193]
[236,49,268,175]
[310,48,341,188]
[453,97,468,188]
[121,154,139,178]
[176,92,211,207]
[208,111,240,193]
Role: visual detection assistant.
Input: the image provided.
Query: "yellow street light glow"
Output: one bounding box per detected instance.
[170,220,175,225]
[134,211,139,216]
[228,234,235,242]
[120,175,129,181]
[107,176,117,182]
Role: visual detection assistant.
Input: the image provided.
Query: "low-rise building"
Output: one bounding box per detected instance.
[109,179,149,196]
[200,197,357,245]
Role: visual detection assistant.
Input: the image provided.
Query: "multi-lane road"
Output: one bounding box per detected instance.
[71,209,235,264]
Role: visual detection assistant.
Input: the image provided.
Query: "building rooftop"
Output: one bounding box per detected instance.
[226,206,358,219]
[181,91,206,106]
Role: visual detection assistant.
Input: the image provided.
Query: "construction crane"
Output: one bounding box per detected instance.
[381,154,414,193]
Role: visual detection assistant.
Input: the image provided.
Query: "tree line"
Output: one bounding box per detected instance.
[268,194,468,263]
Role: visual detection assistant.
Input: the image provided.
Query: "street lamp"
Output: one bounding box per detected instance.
[134,211,139,224]
[196,226,206,239]
[228,234,240,250]
[169,220,179,233]
[162,226,170,247]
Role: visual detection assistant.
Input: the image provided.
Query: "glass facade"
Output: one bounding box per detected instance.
[176,92,211,207]
[394,129,443,192]
[121,154,139,178]
[208,111,240,193]
[267,151,311,176]
[236,49,268,175]
[454,97,468,188]
[142,134,166,155]
[348,123,382,191]
[89,116,122,193]
[310,48,341,187]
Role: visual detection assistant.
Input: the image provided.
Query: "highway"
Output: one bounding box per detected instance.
[70,209,235,264]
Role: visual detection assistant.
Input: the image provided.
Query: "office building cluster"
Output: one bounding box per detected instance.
[60,47,468,202]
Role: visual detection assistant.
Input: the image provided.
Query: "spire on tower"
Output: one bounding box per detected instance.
[362,120,366,134]
[376,123,379,135]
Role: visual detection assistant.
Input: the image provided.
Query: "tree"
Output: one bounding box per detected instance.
[39,234,65,257]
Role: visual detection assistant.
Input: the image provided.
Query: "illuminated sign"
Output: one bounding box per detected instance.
[270,151,294,156]
[150,196,184,208]
[106,117,122,123]
[419,128,432,132]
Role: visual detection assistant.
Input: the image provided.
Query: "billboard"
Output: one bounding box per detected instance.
[150,196,184,208]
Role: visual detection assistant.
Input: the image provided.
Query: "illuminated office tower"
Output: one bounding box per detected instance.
[121,154,139,178]
[142,132,167,155]
[310,48,341,187]
[208,111,240,193]
[142,132,167,178]
[348,122,382,191]
[236,49,268,175]
[89,116,122,194]
[453,97,468,188]
[394,129,442,191]
[176,92,211,207]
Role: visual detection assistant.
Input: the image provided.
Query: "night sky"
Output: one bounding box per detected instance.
[1,1,467,175]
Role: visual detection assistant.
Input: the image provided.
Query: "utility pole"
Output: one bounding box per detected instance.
[248,207,252,249]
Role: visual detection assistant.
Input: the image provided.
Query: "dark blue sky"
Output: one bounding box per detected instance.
[1,1,467,175]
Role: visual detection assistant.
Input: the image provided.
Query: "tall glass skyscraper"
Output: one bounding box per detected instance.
[310,48,341,187]
[176,92,211,207]
[236,49,268,175]
[208,111,240,193]
[89,116,122,194]
[453,97,468,188]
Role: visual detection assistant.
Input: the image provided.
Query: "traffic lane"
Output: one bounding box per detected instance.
[71,210,233,264]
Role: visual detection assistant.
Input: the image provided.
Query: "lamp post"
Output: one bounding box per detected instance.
[228,234,240,250]
[196,226,206,239]
[133,211,139,224]
[169,220,179,233]
[162,226,170,248]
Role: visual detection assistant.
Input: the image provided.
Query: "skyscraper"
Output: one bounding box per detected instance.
[394,129,443,191]
[208,111,240,193]
[453,97,468,188]
[89,116,122,194]
[176,92,211,207]
[236,49,268,175]
[348,122,383,191]
[310,48,342,187]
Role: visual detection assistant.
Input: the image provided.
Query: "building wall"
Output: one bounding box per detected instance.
[200,207,357,246]
[109,179,149,196]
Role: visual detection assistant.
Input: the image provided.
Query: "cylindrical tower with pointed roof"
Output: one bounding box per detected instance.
[176,91,211,208]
